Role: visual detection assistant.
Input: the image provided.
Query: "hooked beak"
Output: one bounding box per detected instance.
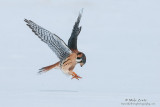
[80,62,84,67]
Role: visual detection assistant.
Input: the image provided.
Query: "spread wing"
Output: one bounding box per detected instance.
[24,19,72,61]
[68,12,82,51]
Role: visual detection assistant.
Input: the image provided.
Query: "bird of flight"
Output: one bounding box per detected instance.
[24,11,86,80]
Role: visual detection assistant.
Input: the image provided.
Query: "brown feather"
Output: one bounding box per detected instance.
[39,62,60,73]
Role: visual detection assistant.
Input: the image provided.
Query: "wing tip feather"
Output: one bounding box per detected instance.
[24,19,29,23]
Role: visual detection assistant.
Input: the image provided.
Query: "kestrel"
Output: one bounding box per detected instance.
[24,11,86,80]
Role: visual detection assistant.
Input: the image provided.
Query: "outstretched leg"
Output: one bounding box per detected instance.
[69,71,82,80]
[39,62,60,73]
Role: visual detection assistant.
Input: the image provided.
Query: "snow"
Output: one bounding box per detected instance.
[0,0,160,107]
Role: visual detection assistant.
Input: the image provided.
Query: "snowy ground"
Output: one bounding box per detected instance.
[0,0,160,107]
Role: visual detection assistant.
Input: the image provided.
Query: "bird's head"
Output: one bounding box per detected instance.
[76,52,86,67]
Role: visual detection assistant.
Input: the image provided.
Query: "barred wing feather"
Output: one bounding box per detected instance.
[24,19,72,61]
[68,12,82,50]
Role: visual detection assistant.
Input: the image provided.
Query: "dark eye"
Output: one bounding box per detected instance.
[77,57,81,59]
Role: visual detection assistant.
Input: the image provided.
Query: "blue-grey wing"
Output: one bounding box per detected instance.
[68,12,82,50]
[24,19,72,61]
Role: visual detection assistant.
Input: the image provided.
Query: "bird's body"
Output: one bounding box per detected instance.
[61,53,77,74]
[24,11,86,80]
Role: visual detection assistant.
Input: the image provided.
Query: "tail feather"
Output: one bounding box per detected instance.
[39,62,60,73]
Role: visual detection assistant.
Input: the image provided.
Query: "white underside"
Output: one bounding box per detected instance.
[60,68,70,75]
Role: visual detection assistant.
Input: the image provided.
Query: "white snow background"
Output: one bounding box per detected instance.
[0,0,160,107]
